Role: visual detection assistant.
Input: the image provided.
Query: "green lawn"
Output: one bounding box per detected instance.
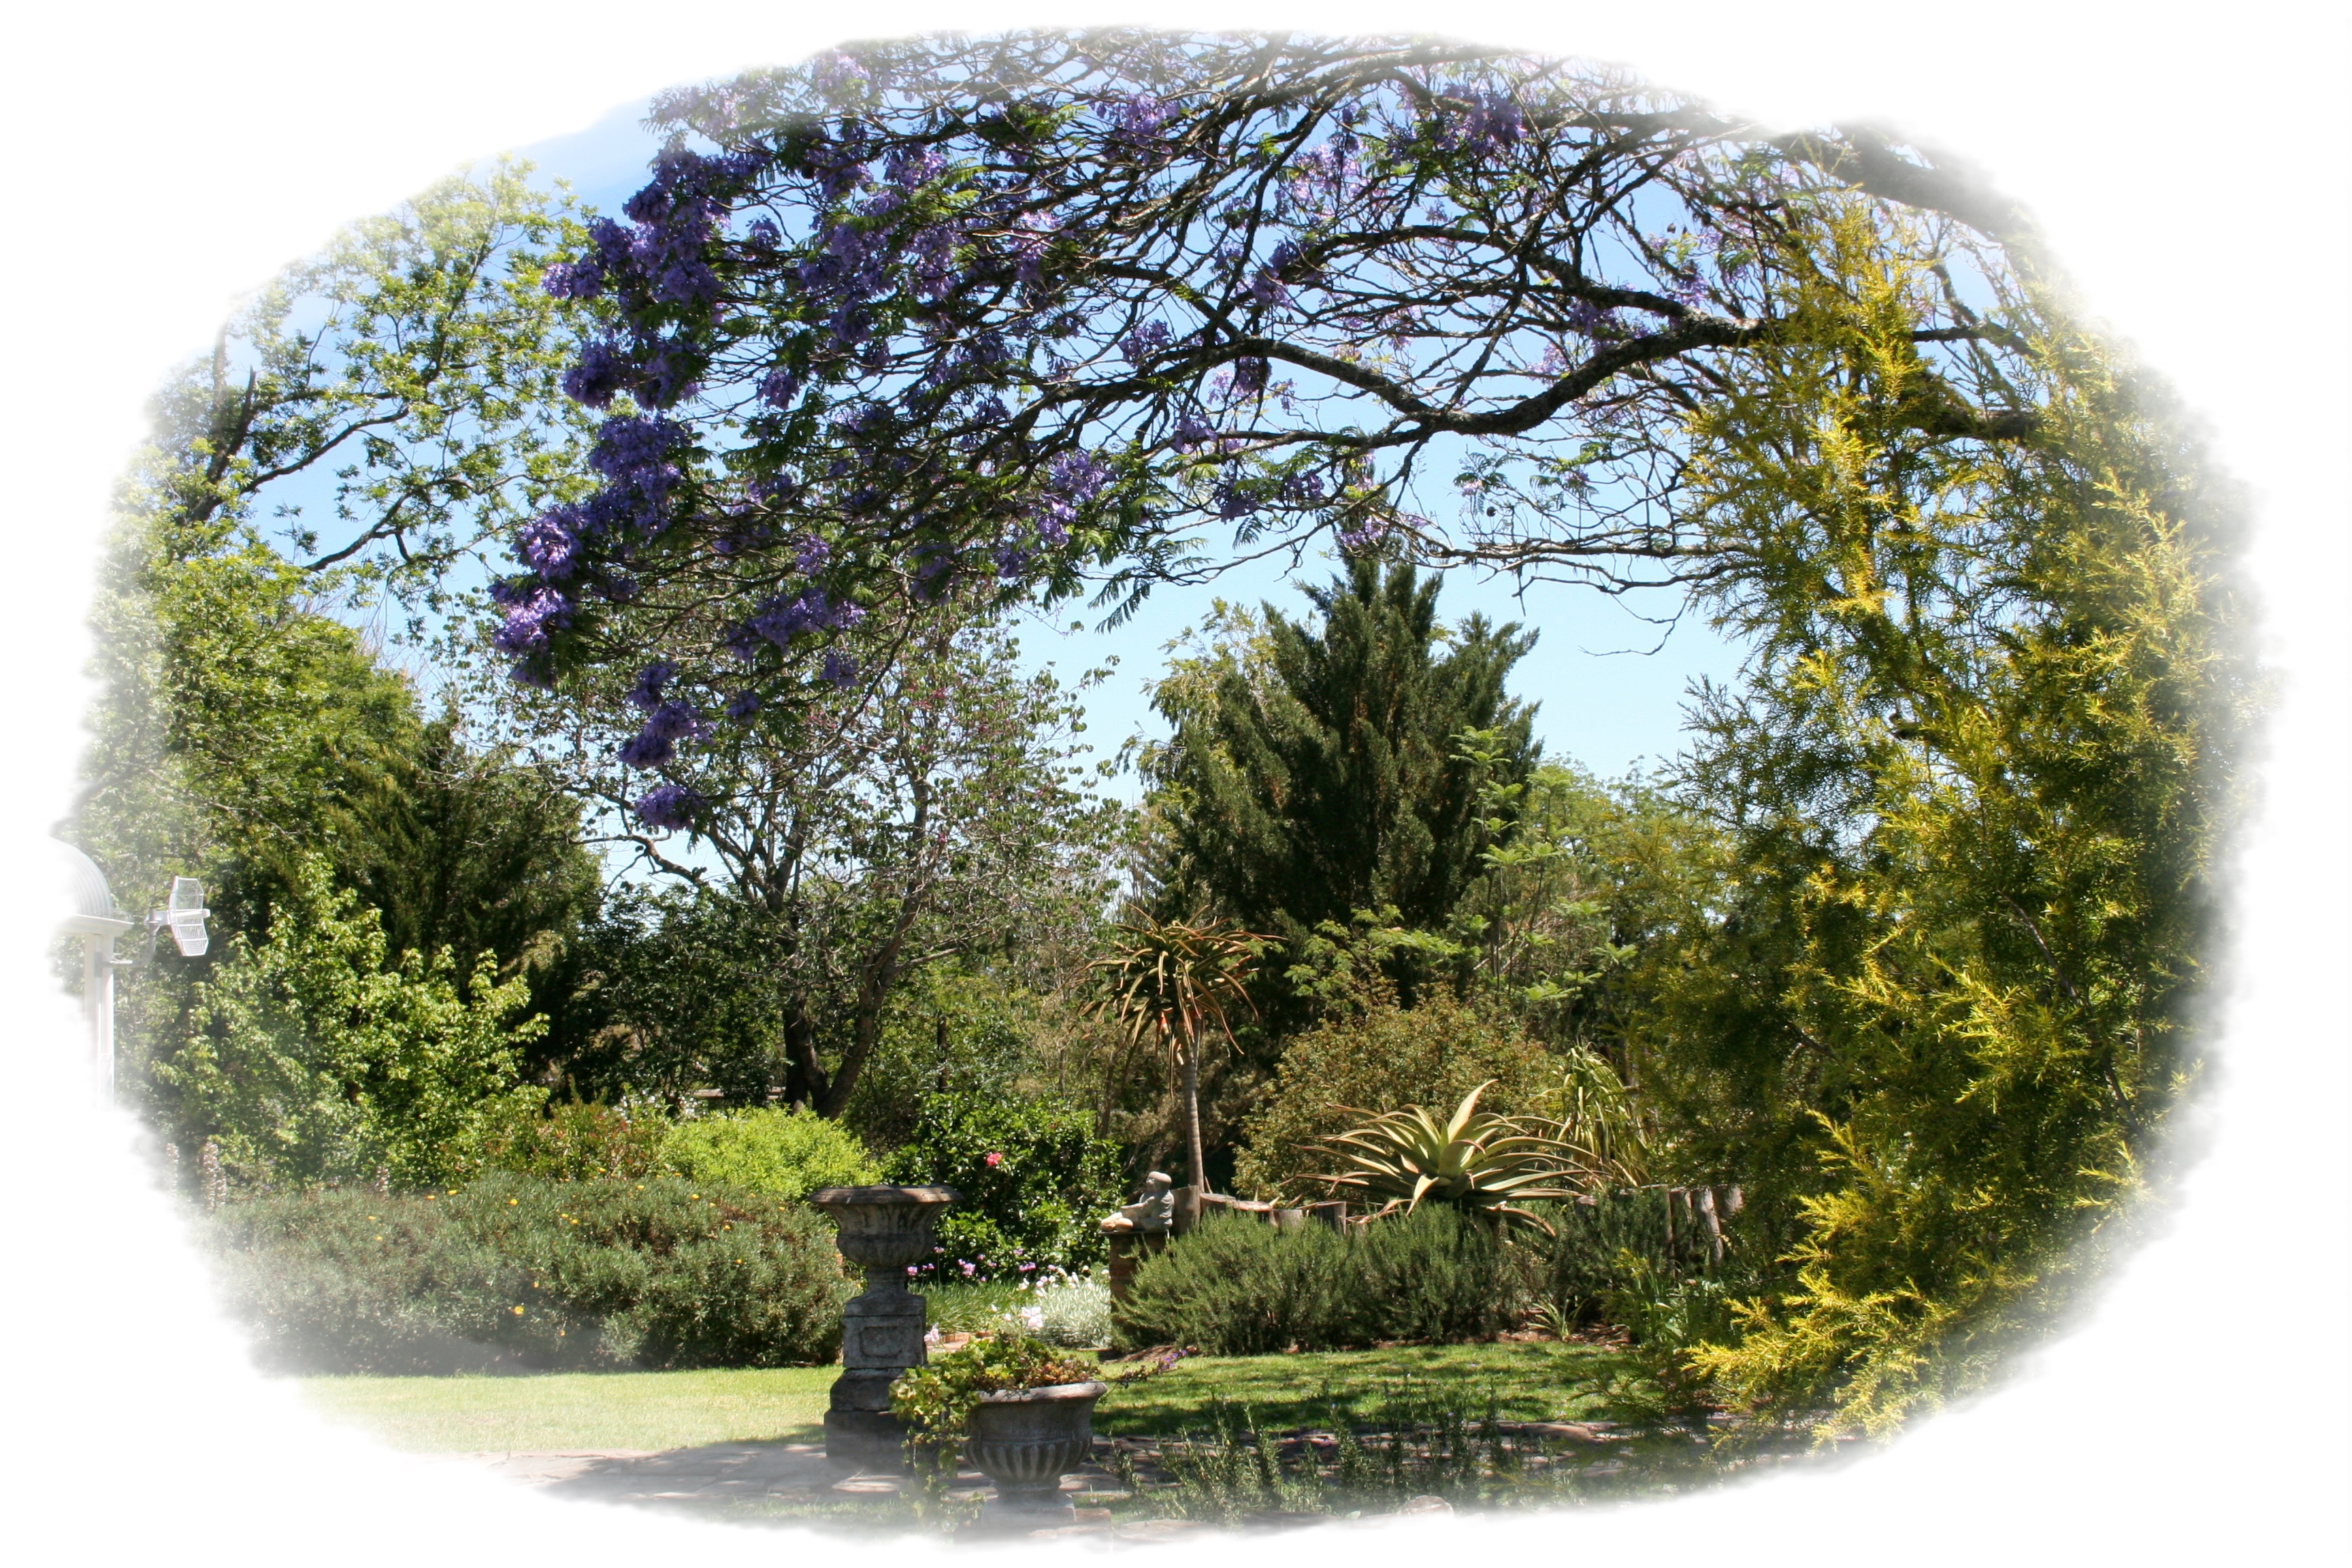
[301,1341,1626,1456]
[301,1366,834,1453]
[1096,1341,1624,1435]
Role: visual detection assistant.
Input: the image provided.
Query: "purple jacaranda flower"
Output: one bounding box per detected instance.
[811,49,870,105]
[1565,299,1618,336]
[745,216,781,247]
[636,341,702,408]
[1246,270,1290,309]
[1009,214,1057,285]
[653,259,719,305]
[586,217,634,272]
[885,146,945,189]
[541,259,604,300]
[515,507,583,580]
[1048,449,1111,501]
[724,689,763,720]
[562,340,632,408]
[819,651,858,688]
[1172,411,1215,452]
[1030,495,1074,546]
[1230,356,1269,397]
[625,660,676,713]
[490,585,574,653]
[795,534,831,573]
[588,416,685,497]
[1110,93,1172,144]
[618,730,675,768]
[642,699,705,742]
[634,782,702,831]
[1121,320,1172,362]
[758,365,801,407]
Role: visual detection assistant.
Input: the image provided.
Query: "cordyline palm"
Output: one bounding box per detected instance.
[1087,905,1263,1195]
[1311,1081,1586,1237]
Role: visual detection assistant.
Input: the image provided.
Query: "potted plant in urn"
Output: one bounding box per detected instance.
[889,1335,1107,1521]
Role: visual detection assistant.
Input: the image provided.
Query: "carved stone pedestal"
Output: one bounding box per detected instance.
[809,1184,958,1469]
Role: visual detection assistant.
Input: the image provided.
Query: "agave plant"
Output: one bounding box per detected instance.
[1310,1081,1588,1236]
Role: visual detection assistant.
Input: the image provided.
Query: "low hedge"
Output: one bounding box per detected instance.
[1111,1206,1519,1354]
[206,1174,850,1374]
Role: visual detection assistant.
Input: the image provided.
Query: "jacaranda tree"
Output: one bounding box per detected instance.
[486,29,2059,790]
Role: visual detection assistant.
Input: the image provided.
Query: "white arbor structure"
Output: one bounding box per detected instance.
[48,840,208,1103]
[51,838,132,1102]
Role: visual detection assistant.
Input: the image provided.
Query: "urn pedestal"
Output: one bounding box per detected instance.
[808,1184,958,1469]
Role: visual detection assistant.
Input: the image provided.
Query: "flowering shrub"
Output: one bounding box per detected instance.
[206,1175,849,1373]
[880,1088,1122,1279]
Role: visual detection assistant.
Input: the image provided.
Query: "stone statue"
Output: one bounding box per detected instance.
[1100,1170,1175,1235]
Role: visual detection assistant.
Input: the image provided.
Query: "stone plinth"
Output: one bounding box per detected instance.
[808,1184,958,1469]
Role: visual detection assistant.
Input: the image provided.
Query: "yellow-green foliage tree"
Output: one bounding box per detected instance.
[157,855,548,1190]
[1641,202,2260,1437]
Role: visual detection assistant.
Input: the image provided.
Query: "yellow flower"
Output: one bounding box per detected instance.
[511,1306,525,1316]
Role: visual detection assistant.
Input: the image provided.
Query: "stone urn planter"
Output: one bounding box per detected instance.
[808,1184,958,1468]
[966,1380,1109,1520]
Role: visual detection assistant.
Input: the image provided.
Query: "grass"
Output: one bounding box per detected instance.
[300,1366,835,1453]
[299,1339,1627,1456]
[1095,1340,1626,1435]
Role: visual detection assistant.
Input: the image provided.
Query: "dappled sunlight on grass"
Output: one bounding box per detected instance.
[300,1365,834,1453]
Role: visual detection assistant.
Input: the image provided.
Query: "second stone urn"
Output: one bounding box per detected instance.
[966,1380,1110,1520]
[808,1183,958,1469]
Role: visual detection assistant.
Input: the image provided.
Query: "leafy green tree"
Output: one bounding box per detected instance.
[155,855,548,1190]
[324,709,600,983]
[495,583,1128,1119]
[152,160,595,610]
[1143,558,1537,996]
[71,166,606,1136]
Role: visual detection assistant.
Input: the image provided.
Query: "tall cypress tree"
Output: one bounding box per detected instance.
[1147,557,1539,960]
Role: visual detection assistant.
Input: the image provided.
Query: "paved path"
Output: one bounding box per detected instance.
[438,1441,1159,1535]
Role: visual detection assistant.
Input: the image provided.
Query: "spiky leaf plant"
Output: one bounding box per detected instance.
[1311,1081,1586,1236]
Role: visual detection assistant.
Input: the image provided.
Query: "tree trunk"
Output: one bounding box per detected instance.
[1181,1030,1207,1196]
[780,1002,828,1110]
